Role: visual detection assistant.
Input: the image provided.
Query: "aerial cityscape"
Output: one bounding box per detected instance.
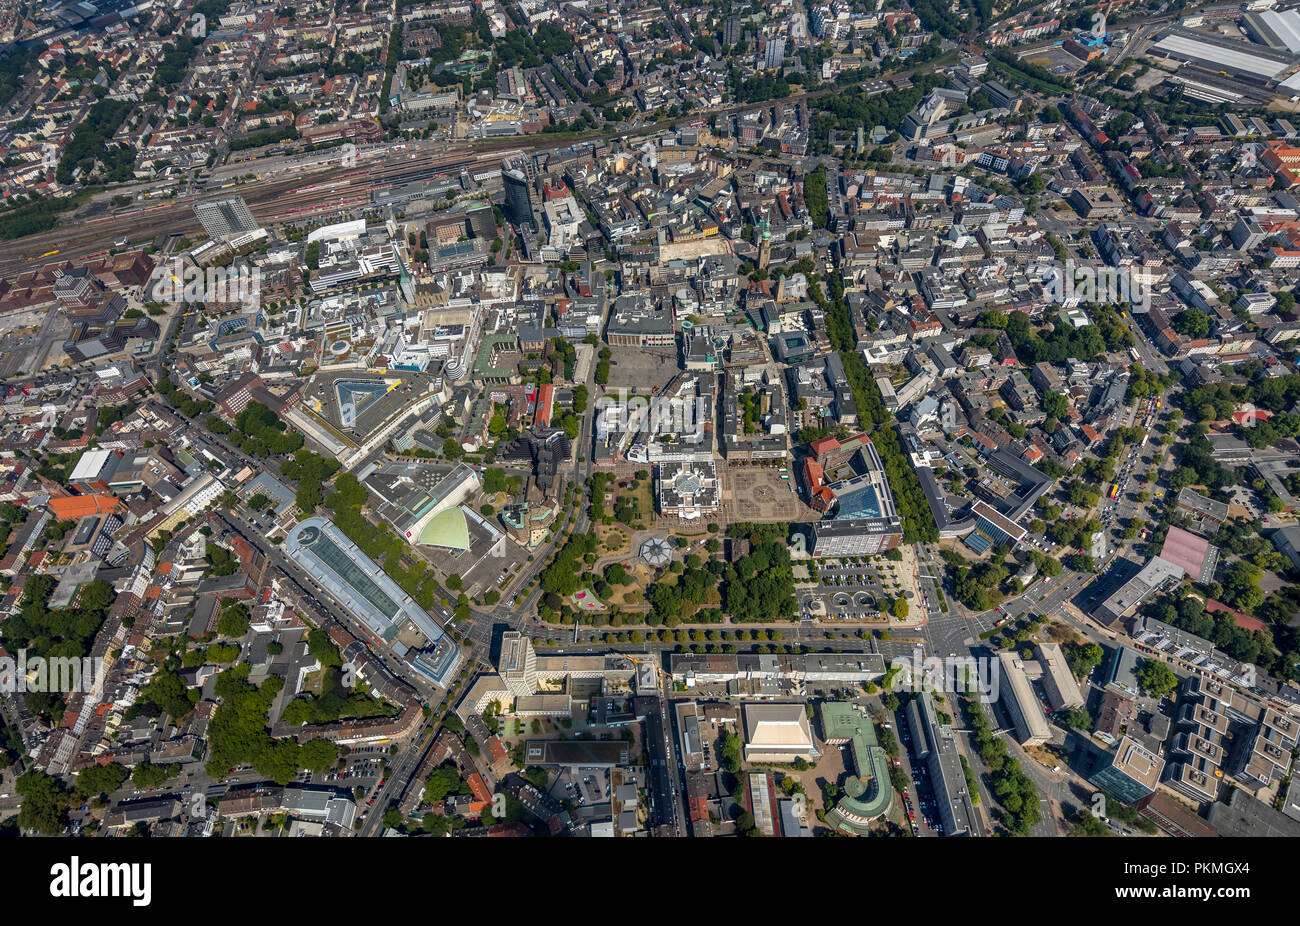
[1,0,1299,853]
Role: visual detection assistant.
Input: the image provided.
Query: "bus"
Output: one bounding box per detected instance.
[1129,347,1141,362]
[1109,484,1120,499]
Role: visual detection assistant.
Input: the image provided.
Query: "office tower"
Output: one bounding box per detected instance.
[499,631,538,697]
[193,195,258,239]
[503,169,536,231]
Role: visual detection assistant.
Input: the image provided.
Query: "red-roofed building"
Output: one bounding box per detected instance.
[467,772,492,803]
[807,432,871,466]
[534,384,554,428]
[685,771,709,824]
[1233,408,1271,426]
[802,458,835,513]
[972,429,1000,453]
[1262,141,1300,188]
[1206,599,1269,633]
[1159,526,1218,584]
[47,494,124,520]
[907,312,942,338]
[486,821,530,837]
[808,435,840,458]
[230,535,256,568]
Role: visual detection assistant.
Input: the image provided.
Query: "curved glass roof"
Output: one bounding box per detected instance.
[417,506,471,550]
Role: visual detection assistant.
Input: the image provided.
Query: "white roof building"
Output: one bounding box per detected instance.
[68,448,116,484]
[743,703,819,762]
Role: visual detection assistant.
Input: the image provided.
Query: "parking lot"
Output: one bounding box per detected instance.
[415,515,531,600]
[549,767,613,809]
[800,583,883,621]
[797,559,920,621]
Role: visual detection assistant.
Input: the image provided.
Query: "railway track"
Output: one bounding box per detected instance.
[0,149,486,278]
[3,124,652,278]
[0,43,972,282]
[0,51,956,280]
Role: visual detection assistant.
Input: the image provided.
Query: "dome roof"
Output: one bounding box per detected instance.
[418,506,471,551]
